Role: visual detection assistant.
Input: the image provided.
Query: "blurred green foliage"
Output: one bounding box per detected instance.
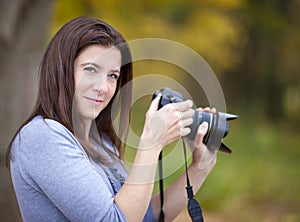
[51,0,300,220]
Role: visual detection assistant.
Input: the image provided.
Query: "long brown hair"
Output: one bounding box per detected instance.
[6,17,132,167]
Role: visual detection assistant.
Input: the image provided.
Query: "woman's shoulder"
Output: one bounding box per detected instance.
[12,116,86,161]
[17,115,78,146]
[22,115,69,133]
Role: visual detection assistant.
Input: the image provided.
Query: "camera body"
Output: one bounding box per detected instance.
[153,88,238,153]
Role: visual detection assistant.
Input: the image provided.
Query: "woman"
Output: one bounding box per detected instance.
[6,17,217,222]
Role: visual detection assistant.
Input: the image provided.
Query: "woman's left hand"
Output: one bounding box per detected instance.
[188,107,217,174]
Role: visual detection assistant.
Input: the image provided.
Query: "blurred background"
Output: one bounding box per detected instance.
[1,0,299,221]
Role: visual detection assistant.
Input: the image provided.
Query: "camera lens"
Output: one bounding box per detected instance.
[187,111,236,153]
[152,88,237,153]
[188,111,212,143]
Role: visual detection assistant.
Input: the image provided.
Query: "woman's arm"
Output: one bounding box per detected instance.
[151,110,217,222]
[11,117,130,222]
[115,95,194,222]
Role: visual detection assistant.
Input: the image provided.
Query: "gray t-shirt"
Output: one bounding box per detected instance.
[10,116,155,222]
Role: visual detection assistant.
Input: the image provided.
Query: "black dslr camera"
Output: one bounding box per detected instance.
[153,88,238,153]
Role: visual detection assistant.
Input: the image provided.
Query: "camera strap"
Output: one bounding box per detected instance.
[158,95,204,222]
[158,139,204,222]
[182,138,204,222]
[158,152,165,222]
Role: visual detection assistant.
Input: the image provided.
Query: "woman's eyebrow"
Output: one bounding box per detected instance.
[81,62,101,69]
[81,63,120,73]
[111,69,121,74]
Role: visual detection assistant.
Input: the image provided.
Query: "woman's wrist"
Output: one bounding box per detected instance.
[189,161,212,179]
[139,129,164,152]
[185,163,210,194]
[127,142,160,185]
[134,146,160,164]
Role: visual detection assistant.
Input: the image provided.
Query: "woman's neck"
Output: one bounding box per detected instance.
[73,117,92,141]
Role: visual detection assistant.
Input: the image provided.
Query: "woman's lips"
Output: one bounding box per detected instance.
[84,96,103,105]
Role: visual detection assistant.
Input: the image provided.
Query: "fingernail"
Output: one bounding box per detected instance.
[186,99,193,107]
[199,122,208,133]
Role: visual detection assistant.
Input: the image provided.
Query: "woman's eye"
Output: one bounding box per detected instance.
[108,73,119,80]
[84,67,96,73]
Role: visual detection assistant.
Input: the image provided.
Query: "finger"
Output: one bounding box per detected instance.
[202,107,211,112]
[193,121,208,147]
[196,107,203,111]
[182,117,193,127]
[196,107,217,114]
[163,112,193,135]
[148,93,161,113]
[165,119,186,140]
[172,99,193,112]
[181,127,191,137]
[180,109,194,119]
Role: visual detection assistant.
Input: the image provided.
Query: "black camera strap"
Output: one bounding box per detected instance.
[158,138,204,222]
[158,95,204,222]
[158,152,165,222]
[182,138,204,222]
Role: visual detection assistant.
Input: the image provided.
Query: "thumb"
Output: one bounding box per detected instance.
[193,122,209,147]
[148,93,162,113]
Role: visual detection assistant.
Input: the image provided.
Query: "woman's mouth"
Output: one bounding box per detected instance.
[84,96,103,105]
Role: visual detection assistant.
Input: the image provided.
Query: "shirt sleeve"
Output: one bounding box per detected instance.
[15,118,127,222]
[143,202,156,222]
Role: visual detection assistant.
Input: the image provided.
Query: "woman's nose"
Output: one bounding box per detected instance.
[93,76,109,94]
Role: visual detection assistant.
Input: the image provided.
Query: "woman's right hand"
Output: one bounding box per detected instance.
[139,94,194,153]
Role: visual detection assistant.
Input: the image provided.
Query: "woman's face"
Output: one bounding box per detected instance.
[73,45,121,121]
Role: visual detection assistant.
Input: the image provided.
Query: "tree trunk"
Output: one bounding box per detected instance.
[0,0,55,220]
